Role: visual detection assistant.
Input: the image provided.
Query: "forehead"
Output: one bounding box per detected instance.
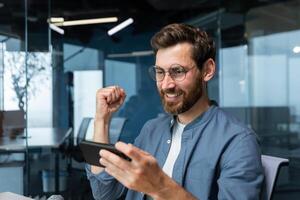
[155,42,195,68]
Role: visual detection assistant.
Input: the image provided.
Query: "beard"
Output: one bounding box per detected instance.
[159,75,203,115]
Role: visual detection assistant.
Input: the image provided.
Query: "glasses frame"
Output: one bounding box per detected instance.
[148,64,196,82]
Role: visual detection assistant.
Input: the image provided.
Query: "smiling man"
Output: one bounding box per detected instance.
[86,23,264,200]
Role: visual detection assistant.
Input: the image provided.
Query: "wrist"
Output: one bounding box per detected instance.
[93,117,110,143]
[149,174,176,200]
[94,113,111,123]
[149,174,196,200]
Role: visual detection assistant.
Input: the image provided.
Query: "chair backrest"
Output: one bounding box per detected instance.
[84,117,127,144]
[109,117,127,143]
[76,117,93,145]
[0,110,25,136]
[261,155,289,200]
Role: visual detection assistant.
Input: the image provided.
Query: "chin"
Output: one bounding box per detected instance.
[164,104,184,115]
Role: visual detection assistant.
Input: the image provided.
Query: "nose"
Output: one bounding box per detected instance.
[160,72,176,90]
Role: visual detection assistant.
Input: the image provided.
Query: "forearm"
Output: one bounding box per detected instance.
[87,165,126,200]
[93,117,110,143]
[91,118,110,174]
[150,175,198,200]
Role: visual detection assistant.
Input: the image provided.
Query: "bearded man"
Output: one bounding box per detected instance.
[86,23,264,200]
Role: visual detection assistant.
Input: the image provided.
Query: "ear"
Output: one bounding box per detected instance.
[202,58,216,82]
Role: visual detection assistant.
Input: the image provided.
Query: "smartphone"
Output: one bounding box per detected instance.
[79,140,131,167]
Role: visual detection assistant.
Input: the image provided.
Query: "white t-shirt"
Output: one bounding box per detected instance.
[162,120,186,177]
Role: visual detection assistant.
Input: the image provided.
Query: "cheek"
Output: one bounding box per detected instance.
[156,82,161,90]
[176,82,189,92]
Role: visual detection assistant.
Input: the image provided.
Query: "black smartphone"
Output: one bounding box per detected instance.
[79,140,131,167]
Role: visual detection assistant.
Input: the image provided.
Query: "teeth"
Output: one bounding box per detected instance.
[166,93,180,98]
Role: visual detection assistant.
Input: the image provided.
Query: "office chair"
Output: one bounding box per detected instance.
[77,118,94,144]
[59,117,93,164]
[69,117,93,162]
[261,155,289,200]
[60,117,93,199]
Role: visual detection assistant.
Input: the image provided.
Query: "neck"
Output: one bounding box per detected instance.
[177,95,210,124]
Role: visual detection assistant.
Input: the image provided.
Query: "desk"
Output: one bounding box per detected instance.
[0,128,72,194]
[0,192,33,200]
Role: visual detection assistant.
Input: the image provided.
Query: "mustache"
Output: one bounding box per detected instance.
[160,88,183,95]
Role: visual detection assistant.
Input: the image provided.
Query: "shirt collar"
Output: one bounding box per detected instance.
[168,105,217,130]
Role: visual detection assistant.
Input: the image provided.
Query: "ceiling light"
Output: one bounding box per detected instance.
[52,17,118,26]
[107,50,153,58]
[50,17,64,23]
[108,18,134,36]
[49,24,64,35]
[293,46,300,54]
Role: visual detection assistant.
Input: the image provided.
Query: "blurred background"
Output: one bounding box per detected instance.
[0,0,300,199]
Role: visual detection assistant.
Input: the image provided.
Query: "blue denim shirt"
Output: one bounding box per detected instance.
[86,105,264,200]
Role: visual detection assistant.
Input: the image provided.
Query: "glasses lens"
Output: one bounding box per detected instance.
[148,66,160,81]
[169,66,186,81]
[155,67,165,81]
[148,65,190,82]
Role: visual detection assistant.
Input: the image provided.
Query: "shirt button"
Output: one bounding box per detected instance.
[167,140,171,144]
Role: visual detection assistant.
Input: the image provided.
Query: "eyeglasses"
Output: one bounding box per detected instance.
[148,64,196,82]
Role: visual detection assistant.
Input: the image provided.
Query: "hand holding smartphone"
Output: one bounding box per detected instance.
[79,140,131,167]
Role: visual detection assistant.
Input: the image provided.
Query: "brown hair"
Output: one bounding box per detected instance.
[151,23,216,70]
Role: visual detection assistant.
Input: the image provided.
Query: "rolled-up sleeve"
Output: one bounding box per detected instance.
[85,164,127,200]
[217,133,264,200]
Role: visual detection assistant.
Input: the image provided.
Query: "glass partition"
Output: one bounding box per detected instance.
[0,0,28,196]
[219,0,300,196]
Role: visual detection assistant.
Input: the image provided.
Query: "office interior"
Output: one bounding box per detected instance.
[0,0,299,199]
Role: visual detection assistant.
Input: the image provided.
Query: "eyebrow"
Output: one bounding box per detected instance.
[155,64,186,69]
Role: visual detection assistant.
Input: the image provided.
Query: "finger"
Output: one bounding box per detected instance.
[97,86,126,106]
[100,154,135,188]
[108,86,124,104]
[114,86,125,100]
[100,157,127,179]
[110,92,126,110]
[107,93,112,104]
[119,89,126,104]
[100,149,131,170]
[115,142,149,162]
[105,85,119,90]
[109,86,118,103]
[98,86,123,94]
[115,86,121,97]
[99,157,115,168]
[102,160,132,189]
[108,86,125,97]
[97,89,113,103]
[115,86,125,98]
[116,142,150,156]
[100,89,118,104]
[118,96,125,108]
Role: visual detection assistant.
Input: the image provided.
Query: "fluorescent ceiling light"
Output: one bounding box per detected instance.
[293,46,300,54]
[49,24,64,35]
[108,18,134,36]
[52,17,118,26]
[50,17,64,23]
[107,50,153,58]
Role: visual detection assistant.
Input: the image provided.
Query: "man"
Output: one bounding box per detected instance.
[86,23,264,200]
